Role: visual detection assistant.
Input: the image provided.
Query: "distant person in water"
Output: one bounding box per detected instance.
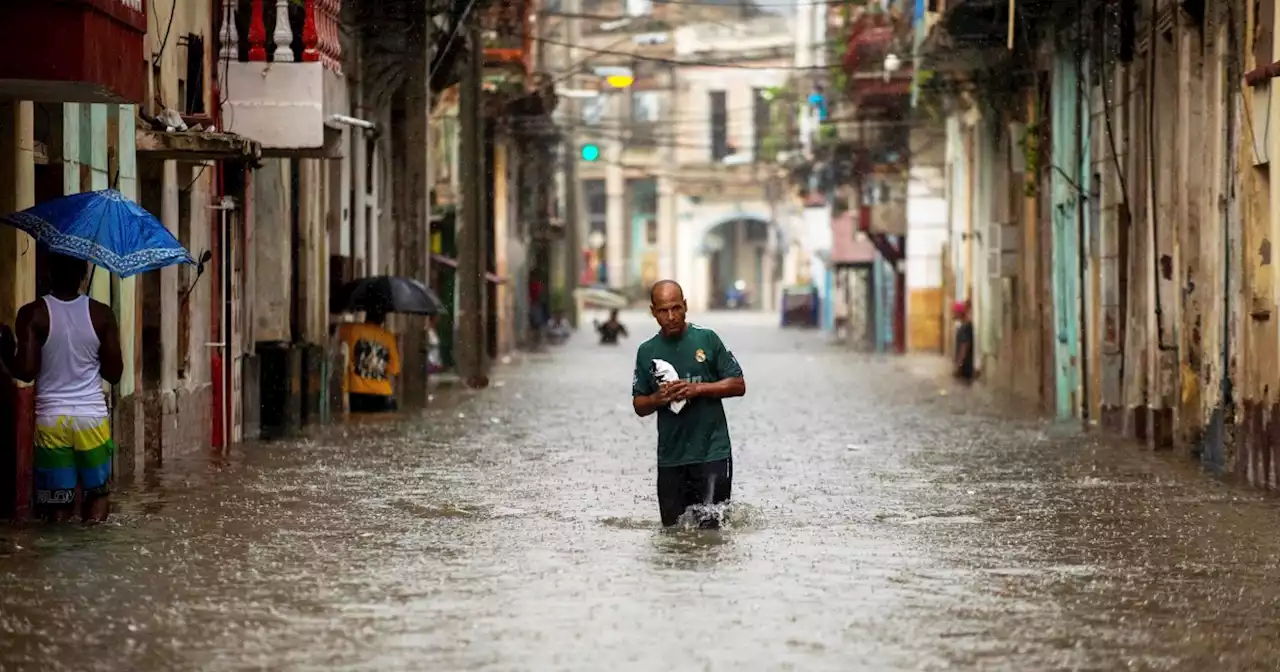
[595,309,628,345]
[632,280,746,529]
[953,300,976,382]
[0,252,122,523]
[337,309,401,412]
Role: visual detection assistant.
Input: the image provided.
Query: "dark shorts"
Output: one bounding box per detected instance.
[350,393,397,413]
[657,457,732,528]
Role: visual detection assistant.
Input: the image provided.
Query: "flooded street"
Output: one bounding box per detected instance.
[5,312,1280,671]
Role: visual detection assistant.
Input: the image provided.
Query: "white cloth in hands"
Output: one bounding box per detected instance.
[651,358,686,414]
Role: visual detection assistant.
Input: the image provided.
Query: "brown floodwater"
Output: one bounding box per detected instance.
[3,312,1280,671]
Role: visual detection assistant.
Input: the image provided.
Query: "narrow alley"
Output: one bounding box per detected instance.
[3,313,1280,671]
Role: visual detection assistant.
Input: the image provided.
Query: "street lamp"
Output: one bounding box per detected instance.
[593,66,635,89]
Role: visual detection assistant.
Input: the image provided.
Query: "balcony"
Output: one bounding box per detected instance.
[0,0,147,103]
[482,0,531,79]
[219,0,347,156]
[840,11,913,115]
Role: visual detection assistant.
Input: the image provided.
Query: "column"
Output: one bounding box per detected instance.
[493,142,511,355]
[114,106,139,400]
[0,101,36,520]
[85,104,110,302]
[605,141,625,289]
[0,102,35,319]
[761,231,777,312]
[656,174,676,281]
[160,161,180,392]
[692,254,711,312]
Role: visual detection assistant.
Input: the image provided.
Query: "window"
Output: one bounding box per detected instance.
[585,180,608,217]
[582,96,605,126]
[631,90,659,146]
[632,90,659,122]
[710,90,728,161]
[752,88,770,161]
[184,35,206,114]
[626,0,652,16]
[645,218,658,245]
[632,179,657,214]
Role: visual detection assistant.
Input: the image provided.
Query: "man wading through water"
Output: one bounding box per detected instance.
[632,280,745,528]
[0,253,123,523]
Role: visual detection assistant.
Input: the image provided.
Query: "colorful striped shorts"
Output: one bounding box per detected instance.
[34,415,114,505]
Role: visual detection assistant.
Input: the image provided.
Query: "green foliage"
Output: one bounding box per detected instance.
[1019,122,1041,196]
[758,84,801,163]
[550,288,571,315]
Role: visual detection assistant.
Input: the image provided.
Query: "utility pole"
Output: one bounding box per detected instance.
[458,15,487,386]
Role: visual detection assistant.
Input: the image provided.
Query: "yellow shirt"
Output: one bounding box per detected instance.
[337,323,401,397]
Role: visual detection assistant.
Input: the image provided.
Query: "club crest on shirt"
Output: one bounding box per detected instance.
[695,348,706,363]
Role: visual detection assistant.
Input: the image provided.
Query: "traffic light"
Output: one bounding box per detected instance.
[581,143,600,162]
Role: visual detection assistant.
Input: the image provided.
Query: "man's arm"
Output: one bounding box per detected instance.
[679,334,745,401]
[4,303,43,383]
[91,301,123,385]
[631,349,669,417]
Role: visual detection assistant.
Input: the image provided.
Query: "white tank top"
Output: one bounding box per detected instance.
[35,294,108,418]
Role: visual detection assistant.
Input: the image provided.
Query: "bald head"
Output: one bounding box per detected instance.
[650,279,684,305]
[649,279,687,337]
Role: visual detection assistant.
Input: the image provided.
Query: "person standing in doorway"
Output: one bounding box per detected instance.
[337,309,401,412]
[632,280,746,529]
[953,300,976,382]
[528,275,548,350]
[0,253,123,523]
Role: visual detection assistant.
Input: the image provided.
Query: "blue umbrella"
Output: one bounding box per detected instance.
[2,189,195,277]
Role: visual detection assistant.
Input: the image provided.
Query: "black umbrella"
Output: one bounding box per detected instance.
[335,276,444,316]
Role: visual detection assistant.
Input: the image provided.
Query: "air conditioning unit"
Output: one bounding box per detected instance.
[987,220,1019,279]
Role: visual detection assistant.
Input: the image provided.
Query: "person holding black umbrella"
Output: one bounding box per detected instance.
[336,308,401,413]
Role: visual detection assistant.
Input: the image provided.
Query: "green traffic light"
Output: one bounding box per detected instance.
[581,144,600,161]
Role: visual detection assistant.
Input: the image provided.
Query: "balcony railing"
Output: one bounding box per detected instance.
[841,11,913,107]
[481,0,531,73]
[220,0,343,73]
[219,0,346,153]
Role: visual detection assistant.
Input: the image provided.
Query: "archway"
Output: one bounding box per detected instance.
[701,217,772,310]
[674,205,781,313]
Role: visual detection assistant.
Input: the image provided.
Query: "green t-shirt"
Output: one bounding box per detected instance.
[631,324,744,467]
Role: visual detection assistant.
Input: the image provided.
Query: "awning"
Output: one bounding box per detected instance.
[431,254,504,284]
[830,209,878,265]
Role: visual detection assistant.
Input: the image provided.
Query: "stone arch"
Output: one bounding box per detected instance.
[675,205,779,312]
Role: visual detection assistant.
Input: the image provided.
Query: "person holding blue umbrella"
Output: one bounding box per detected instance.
[0,189,194,522]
